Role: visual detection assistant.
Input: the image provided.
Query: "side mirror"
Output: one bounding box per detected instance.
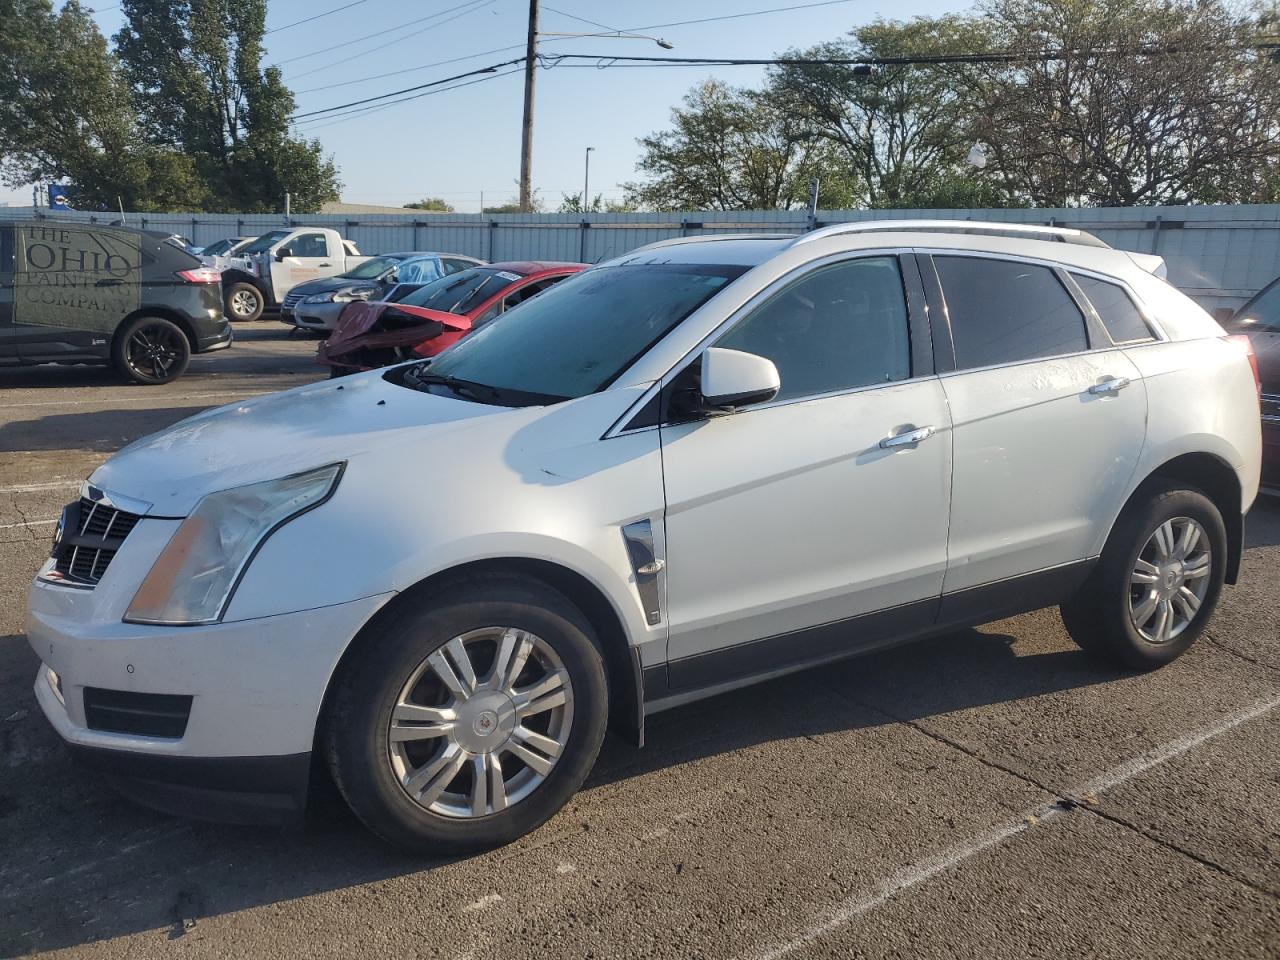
[274,246,292,261]
[1211,306,1236,325]
[700,347,780,412]
[385,271,398,284]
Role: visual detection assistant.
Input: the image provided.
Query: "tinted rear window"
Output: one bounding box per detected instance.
[399,267,523,315]
[1072,274,1153,343]
[935,256,1088,369]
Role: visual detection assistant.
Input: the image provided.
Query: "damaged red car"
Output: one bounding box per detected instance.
[318,261,586,375]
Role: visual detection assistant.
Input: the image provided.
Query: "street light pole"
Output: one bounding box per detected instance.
[518,0,539,213]
[583,146,595,212]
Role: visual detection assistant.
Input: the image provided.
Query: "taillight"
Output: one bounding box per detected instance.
[176,267,220,284]
[1228,334,1261,398]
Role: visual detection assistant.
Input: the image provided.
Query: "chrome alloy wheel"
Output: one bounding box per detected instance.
[387,627,574,818]
[230,288,259,317]
[1128,517,1212,644]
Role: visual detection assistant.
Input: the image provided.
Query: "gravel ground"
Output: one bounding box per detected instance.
[1,324,1276,959]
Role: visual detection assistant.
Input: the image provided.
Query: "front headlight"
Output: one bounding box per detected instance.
[124,463,343,626]
[304,287,374,304]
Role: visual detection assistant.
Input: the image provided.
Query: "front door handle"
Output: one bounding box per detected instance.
[95,278,124,287]
[319,263,332,267]
[880,425,935,449]
[1089,376,1131,395]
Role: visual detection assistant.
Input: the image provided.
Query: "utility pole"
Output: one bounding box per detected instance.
[582,146,594,212]
[518,0,539,213]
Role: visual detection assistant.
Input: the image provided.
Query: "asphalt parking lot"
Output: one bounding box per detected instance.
[1,324,1277,959]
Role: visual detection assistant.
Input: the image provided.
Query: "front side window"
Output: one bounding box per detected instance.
[394,257,441,285]
[935,256,1088,369]
[202,239,232,256]
[421,263,744,400]
[714,257,911,403]
[1072,273,1153,343]
[290,233,328,258]
[1229,280,1280,334]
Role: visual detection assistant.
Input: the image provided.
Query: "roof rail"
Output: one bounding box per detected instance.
[627,232,797,254]
[790,219,1111,249]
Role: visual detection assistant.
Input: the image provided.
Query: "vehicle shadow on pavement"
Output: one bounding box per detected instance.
[0,407,216,453]
[0,624,1123,955]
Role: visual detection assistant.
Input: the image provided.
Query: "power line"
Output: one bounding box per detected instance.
[289,0,861,96]
[294,65,524,127]
[276,0,490,66]
[287,0,493,81]
[266,0,371,35]
[291,57,525,120]
[542,5,618,33]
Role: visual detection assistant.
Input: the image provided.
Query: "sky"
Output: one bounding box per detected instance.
[5,0,965,211]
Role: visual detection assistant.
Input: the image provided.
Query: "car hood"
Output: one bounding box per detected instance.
[289,274,382,297]
[88,372,505,516]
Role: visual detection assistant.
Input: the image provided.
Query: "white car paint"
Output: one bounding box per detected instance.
[27,222,1262,778]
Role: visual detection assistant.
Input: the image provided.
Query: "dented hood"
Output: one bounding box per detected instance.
[88,372,501,517]
[327,301,469,353]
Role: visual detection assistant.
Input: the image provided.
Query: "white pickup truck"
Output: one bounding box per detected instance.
[218,227,369,321]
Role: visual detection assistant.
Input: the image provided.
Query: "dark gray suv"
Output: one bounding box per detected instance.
[0,220,232,384]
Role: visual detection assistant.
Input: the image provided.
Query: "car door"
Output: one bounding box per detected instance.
[271,232,337,295]
[0,222,14,362]
[922,252,1148,602]
[658,254,953,689]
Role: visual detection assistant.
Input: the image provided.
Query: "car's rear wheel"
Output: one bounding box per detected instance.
[325,575,608,852]
[1061,483,1226,670]
[225,282,264,321]
[113,316,191,385]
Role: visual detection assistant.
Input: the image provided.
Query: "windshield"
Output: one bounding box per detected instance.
[400,267,524,315]
[342,256,399,280]
[1229,280,1280,334]
[202,239,233,256]
[419,263,746,401]
[238,230,291,254]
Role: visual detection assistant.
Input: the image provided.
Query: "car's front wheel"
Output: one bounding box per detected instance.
[325,575,608,852]
[1061,482,1227,670]
[225,282,264,321]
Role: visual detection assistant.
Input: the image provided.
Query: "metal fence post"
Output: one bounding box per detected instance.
[579,219,590,262]
[488,220,497,261]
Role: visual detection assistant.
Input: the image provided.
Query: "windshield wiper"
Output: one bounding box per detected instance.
[403,364,569,408]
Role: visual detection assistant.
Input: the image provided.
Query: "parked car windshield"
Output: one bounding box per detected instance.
[1229,280,1280,333]
[238,230,292,254]
[399,267,523,315]
[419,263,746,401]
[201,238,235,256]
[341,256,399,280]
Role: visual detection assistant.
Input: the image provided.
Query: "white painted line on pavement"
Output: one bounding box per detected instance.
[752,694,1280,960]
[0,480,81,494]
[3,390,264,409]
[0,517,56,530]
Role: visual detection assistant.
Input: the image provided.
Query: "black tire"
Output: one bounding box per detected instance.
[224,282,264,322]
[325,575,608,853]
[112,316,191,385]
[1061,482,1227,670]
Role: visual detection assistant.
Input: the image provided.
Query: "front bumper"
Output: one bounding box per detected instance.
[283,300,345,332]
[28,575,392,822]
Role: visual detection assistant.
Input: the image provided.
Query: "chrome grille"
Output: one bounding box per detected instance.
[51,498,142,586]
[282,291,306,312]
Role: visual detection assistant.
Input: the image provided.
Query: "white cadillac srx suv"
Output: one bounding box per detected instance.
[28,221,1262,851]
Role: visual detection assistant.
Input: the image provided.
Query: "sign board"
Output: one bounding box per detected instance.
[13,224,142,334]
[48,185,70,209]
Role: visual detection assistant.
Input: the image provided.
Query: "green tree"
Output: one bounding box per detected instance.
[973,0,1280,205]
[0,0,205,209]
[557,193,637,213]
[404,197,455,212]
[772,16,1014,208]
[625,79,858,211]
[114,0,340,211]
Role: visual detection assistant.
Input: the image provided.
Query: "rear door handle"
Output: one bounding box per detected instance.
[880,425,935,449]
[1089,376,1131,395]
[95,278,124,287]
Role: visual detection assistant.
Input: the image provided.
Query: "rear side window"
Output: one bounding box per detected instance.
[714,256,911,403]
[935,256,1087,369]
[1072,274,1153,343]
